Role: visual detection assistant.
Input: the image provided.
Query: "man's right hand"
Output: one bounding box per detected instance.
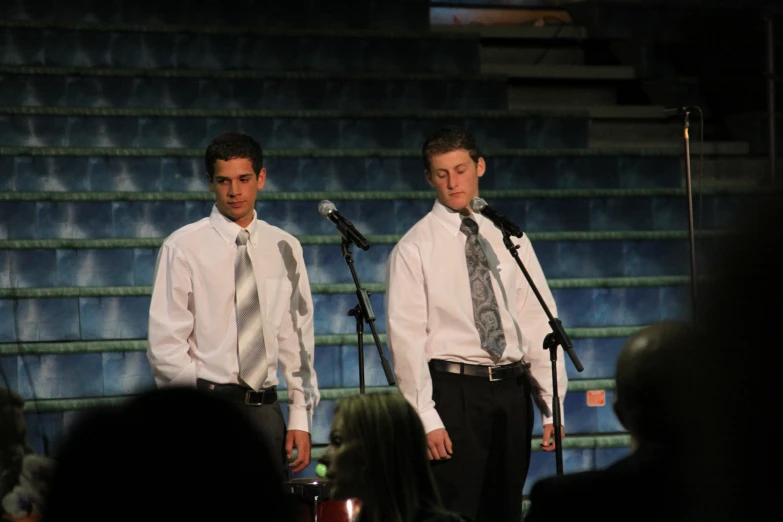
[426,428,453,460]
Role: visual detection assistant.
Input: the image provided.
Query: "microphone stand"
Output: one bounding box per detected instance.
[340,238,395,393]
[499,226,583,476]
[680,109,698,321]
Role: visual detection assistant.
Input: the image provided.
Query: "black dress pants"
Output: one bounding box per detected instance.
[430,367,534,522]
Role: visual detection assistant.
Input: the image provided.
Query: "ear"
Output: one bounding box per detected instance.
[207,173,216,194]
[424,170,435,188]
[476,157,486,178]
[257,168,267,191]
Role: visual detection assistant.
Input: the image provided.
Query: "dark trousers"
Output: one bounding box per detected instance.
[242,401,289,481]
[430,368,534,522]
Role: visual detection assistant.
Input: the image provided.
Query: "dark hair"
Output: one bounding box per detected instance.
[205,132,264,181]
[421,126,480,174]
[42,387,290,522]
[614,321,693,446]
[334,392,449,522]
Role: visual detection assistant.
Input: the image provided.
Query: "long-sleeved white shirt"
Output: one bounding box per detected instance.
[147,205,319,432]
[385,201,567,434]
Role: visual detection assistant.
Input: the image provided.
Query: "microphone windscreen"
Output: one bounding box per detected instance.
[470,197,488,213]
[318,200,337,218]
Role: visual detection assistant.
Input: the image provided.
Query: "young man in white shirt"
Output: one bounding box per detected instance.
[385,126,567,522]
[147,132,319,478]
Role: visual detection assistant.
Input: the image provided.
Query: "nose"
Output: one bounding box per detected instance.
[228,179,241,197]
[446,172,458,189]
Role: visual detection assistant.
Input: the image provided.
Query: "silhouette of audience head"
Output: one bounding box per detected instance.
[42,387,290,522]
[319,392,453,522]
[613,321,694,449]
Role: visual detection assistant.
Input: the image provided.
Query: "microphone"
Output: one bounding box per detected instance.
[469,198,523,238]
[663,106,689,117]
[318,200,371,251]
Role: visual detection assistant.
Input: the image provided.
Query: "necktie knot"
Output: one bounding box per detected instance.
[236,229,250,246]
[460,218,478,237]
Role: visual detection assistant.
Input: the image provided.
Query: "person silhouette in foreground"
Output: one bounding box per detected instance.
[42,387,291,522]
[525,322,693,522]
[319,392,464,522]
[677,193,782,522]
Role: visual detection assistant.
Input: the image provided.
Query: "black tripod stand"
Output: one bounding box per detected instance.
[500,227,583,476]
[340,238,395,392]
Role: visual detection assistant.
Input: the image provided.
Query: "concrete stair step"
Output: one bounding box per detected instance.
[681,156,776,189]
[509,84,617,106]
[483,63,635,80]
[481,46,585,66]
[434,24,589,40]
[589,140,750,155]
[511,104,668,119]
[590,120,684,143]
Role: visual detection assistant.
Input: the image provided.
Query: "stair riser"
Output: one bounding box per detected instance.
[0,155,683,192]
[0,284,692,343]
[0,28,480,74]
[5,0,430,30]
[0,337,622,403]
[0,74,509,111]
[509,84,617,106]
[481,46,585,66]
[0,195,755,239]
[0,114,588,149]
[0,239,724,289]
[0,196,753,239]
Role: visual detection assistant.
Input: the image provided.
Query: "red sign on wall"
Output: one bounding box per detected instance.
[586,390,606,407]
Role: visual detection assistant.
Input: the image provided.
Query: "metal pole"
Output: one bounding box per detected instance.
[683,111,698,321]
[766,12,776,187]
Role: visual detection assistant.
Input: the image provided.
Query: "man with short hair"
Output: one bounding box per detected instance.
[147,132,319,477]
[385,126,567,522]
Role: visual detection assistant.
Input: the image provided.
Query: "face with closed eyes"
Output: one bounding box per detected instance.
[318,412,367,501]
[426,148,485,214]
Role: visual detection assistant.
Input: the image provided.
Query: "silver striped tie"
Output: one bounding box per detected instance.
[235,229,267,390]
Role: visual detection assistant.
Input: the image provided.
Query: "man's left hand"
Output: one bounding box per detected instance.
[286,429,311,473]
[541,423,565,452]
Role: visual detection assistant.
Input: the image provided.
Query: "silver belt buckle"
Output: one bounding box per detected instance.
[488,366,503,382]
[245,389,266,406]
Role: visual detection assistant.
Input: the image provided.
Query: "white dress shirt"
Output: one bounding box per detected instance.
[385,200,567,434]
[147,205,320,432]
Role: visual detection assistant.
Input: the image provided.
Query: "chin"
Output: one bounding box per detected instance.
[222,206,247,220]
[447,199,470,212]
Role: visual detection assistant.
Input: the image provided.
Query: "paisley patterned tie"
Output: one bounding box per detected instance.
[461,218,507,360]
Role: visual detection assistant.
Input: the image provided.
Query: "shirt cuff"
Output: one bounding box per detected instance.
[287,408,312,433]
[541,399,565,428]
[419,408,445,434]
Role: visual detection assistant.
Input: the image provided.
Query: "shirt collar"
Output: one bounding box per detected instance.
[430,199,486,238]
[209,204,259,247]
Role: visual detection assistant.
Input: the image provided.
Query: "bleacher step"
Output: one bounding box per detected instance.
[481,46,586,67]
[512,104,667,119]
[434,25,589,41]
[482,64,635,80]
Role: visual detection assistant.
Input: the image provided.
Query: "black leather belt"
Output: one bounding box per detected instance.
[429,359,525,382]
[196,379,277,406]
